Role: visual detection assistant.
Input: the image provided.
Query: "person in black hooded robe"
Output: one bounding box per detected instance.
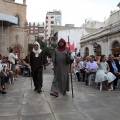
[30,41,47,93]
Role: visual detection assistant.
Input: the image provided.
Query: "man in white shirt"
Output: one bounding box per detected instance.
[85,55,98,85]
[8,48,18,77]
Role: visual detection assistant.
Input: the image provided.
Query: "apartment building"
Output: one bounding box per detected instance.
[27,22,44,43]
[45,10,62,46]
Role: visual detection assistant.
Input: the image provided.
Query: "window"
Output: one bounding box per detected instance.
[15,15,20,26]
[34,31,38,33]
[51,30,54,34]
[51,16,54,18]
[51,21,54,24]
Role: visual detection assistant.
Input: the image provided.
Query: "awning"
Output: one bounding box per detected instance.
[0,13,18,25]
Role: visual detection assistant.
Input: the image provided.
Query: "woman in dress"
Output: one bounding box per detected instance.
[95,55,116,90]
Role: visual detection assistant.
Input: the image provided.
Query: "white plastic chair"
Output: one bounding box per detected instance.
[88,74,95,86]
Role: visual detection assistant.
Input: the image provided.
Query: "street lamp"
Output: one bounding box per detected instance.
[93,42,98,55]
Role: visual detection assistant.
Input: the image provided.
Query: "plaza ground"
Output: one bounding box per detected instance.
[0,65,120,120]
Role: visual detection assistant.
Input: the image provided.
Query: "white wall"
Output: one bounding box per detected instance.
[58,28,89,50]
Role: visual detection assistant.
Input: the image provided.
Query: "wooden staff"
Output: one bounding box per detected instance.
[68,36,74,98]
[27,42,32,89]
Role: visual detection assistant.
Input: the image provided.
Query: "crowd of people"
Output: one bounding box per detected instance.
[73,54,120,91]
[0,38,120,98]
[0,48,31,95]
[49,38,120,97]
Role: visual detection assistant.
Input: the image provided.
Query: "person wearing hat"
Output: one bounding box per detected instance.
[50,38,73,97]
[30,41,47,93]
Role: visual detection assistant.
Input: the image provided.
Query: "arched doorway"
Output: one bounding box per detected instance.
[84,47,89,57]
[112,41,120,57]
[96,45,101,56]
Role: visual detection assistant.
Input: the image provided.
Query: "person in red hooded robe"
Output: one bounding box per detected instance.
[50,38,73,97]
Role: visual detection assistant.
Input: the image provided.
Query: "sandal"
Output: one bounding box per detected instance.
[50,92,58,97]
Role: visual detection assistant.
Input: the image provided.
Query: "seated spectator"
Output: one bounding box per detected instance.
[24,51,30,64]
[85,55,98,86]
[18,59,31,77]
[0,61,10,90]
[78,57,86,81]
[95,55,116,90]
[0,78,7,94]
[1,56,14,84]
[83,56,90,68]
[73,57,81,81]
[15,65,21,77]
[118,55,120,65]
[107,54,120,90]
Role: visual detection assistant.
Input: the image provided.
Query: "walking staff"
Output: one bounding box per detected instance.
[68,36,74,98]
[27,49,33,88]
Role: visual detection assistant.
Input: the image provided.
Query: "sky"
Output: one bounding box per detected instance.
[15,0,120,27]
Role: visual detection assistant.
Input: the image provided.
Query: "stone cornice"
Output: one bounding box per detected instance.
[3,0,26,6]
[80,21,120,43]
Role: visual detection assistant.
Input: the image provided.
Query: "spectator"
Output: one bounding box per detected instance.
[8,48,18,79]
[78,57,86,81]
[73,57,81,81]
[107,54,120,90]
[0,61,9,90]
[85,55,98,86]
[0,79,7,94]
[95,55,116,90]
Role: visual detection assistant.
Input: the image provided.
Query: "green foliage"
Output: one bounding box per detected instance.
[28,37,52,57]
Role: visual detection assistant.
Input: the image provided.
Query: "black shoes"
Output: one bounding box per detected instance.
[34,88,37,91]
[63,92,66,95]
[0,90,7,95]
[37,89,42,93]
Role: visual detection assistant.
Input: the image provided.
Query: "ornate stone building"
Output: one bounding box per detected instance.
[0,0,27,58]
[80,7,120,57]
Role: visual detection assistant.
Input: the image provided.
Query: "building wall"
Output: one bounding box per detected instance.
[80,9,120,57]
[0,0,27,58]
[57,28,89,51]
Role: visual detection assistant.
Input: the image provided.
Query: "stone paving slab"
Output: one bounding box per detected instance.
[86,108,120,120]
[20,114,55,120]
[0,66,120,120]
[0,116,20,120]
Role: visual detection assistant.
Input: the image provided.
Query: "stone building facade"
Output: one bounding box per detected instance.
[80,8,120,58]
[0,0,27,58]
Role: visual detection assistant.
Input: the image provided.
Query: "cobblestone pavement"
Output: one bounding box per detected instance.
[0,65,120,120]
